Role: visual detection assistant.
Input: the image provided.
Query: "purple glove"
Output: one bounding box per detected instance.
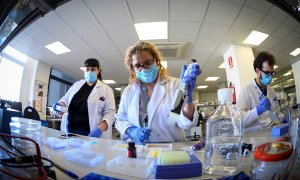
[88,127,102,138]
[127,126,151,142]
[256,94,271,116]
[180,64,201,103]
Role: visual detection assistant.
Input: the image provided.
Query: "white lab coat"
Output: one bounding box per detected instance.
[237,79,281,133]
[115,75,198,142]
[59,79,115,139]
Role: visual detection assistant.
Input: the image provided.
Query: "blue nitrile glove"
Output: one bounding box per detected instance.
[52,102,61,112]
[127,126,151,142]
[180,64,202,103]
[88,127,102,138]
[256,93,271,116]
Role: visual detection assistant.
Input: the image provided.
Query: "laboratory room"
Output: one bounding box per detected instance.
[0,0,300,179]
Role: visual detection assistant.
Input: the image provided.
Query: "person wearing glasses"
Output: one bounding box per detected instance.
[52,58,116,138]
[238,52,283,133]
[115,41,201,142]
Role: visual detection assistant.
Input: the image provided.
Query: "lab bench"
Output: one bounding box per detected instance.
[36,127,275,180]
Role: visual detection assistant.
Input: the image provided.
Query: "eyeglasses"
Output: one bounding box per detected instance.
[132,59,154,72]
[259,68,276,77]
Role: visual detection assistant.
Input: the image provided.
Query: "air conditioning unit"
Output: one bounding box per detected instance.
[155,43,187,59]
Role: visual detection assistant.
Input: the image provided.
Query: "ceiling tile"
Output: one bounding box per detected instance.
[256,15,281,34]
[268,5,288,22]
[105,25,139,43]
[127,0,167,23]
[245,0,272,13]
[93,42,121,57]
[170,0,209,22]
[170,21,201,42]
[284,16,299,29]
[193,39,220,52]
[198,22,230,41]
[259,35,281,49]
[79,28,111,47]
[272,40,290,51]
[37,13,77,40]
[88,0,132,28]
[57,8,101,34]
[55,0,87,15]
[233,7,265,29]
[284,30,300,42]
[223,0,245,4]
[23,23,56,46]
[272,23,293,39]
[224,26,252,43]
[205,0,242,25]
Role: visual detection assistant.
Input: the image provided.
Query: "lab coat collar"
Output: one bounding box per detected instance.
[89,79,103,98]
[251,79,271,98]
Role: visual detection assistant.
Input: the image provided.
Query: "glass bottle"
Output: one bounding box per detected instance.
[204,88,243,176]
[127,141,137,158]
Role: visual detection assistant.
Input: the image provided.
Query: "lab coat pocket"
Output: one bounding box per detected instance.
[97,100,105,116]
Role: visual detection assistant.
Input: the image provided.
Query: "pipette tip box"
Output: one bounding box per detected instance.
[42,137,68,149]
[64,148,104,167]
[271,124,289,137]
[154,155,202,179]
[144,143,172,151]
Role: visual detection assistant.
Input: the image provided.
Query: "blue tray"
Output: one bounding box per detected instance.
[155,155,202,179]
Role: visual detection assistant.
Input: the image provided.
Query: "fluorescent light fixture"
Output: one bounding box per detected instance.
[243,30,269,46]
[134,22,168,40]
[115,88,121,91]
[102,80,116,84]
[290,48,300,56]
[218,62,225,68]
[45,41,71,54]
[161,61,167,68]
[205,77,220,81]
[197,85,208,89]
[272,78,278,81]
[274,65,278,69]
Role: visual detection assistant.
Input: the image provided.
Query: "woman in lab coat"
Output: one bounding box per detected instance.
[115,41,201,142]
[53,58,115,138]
[237,52,283,133]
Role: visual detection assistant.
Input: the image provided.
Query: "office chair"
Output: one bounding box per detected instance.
[23,106,40,120]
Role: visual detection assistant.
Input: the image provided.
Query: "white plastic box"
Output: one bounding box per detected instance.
[106,156,153,178]
[64,148,104,167]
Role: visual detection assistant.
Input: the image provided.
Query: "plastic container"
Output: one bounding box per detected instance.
[10,117,41,155]
[203,88,243,176]
[112,142,143,152]
[66,138,93,148]
[42,137,68,149]
[64,148,104,167]
[106,156,153,178]
[251,142,293,180]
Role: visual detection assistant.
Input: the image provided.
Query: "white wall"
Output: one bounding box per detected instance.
[223,45,256,101]
[35,61,51,84]
[19,57,38,110]
[292,60,300,104]
[199,92,217,102]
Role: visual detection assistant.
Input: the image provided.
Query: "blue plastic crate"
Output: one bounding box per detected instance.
[155,155,202,179]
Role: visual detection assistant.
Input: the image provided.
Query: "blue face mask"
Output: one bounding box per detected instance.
[84,71,97,83]
[260,72,272,86]
[136,65,158,83]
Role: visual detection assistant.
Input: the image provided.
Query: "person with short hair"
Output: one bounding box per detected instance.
[238,52,283,133]
[52,58,115,138]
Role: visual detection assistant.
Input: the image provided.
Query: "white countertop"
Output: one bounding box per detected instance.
[40,127,273,180]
